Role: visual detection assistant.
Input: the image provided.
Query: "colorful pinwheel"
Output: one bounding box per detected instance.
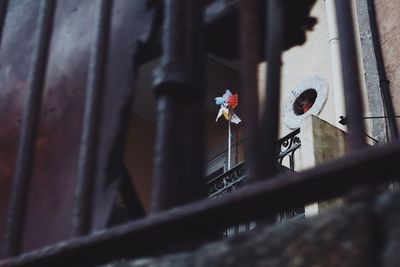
[215,89,241,124]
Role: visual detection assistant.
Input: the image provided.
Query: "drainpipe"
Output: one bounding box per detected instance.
[305,0,347,218]
[366,0,399,141]
[325,0,346,130]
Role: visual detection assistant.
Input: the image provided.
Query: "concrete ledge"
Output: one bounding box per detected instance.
[375,192,400,267]
[99,191,400,267]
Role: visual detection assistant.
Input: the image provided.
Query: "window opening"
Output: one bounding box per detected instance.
[293,89,317,115]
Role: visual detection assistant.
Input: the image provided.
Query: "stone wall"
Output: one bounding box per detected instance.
[299,116,347,215]
[100,190,400,267]
[356,0,388,143]
[375,0,400,130]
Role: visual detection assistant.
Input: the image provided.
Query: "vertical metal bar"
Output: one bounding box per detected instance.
[239,0,262,181]
[151,0,205,212]
[152,96,183,211]
[258,0,284,179]
[4,0,56,257]
[336,0,367,150]
[0,0,9,48]
[73,0,112,236]
[290,153,295,172]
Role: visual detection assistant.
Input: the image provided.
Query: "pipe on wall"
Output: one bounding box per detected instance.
[325,0,346,130]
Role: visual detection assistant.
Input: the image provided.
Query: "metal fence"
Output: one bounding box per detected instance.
[0,0,398,267]
[207,128,301,199]
[207,129,303,238]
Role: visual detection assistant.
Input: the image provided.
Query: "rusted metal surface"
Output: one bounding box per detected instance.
[73,0,113,237]
[0,142,399,267]
[4,0,56,257]
[90,0,155,232]
[0,1,37,256]
[336,0,367,150]
[239,0,261,182]
[151,0,205,212]
[258,0,285,179]
[0,0,13,257]
[0,0,155,255]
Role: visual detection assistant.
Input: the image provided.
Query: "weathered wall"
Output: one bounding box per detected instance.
[299,115,348,170]
[101,191,400,267]
[375,0,400,130]
[355,0,388,143]
[299,116,347,215]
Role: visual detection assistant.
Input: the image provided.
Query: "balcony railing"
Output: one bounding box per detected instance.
[207,161,248,198]
[207,128,301,199]
[277,128,301,173]
[206,129,305,228]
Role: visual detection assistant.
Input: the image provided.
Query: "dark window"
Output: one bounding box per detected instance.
[293,89,317,115]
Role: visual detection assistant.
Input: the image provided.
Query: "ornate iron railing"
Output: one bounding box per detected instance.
[276,129,304,222]
[277,128,301,173]
[207,162,248,198]
[206,129,304,232]
[207,128,301,199]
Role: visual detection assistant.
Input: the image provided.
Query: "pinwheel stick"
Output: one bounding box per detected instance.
[214,90,241,170]
[227,111,232,170]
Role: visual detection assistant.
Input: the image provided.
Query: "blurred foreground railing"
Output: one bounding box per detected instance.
[0,0,397,267]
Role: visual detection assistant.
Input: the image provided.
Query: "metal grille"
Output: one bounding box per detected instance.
[0,0,398,266]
